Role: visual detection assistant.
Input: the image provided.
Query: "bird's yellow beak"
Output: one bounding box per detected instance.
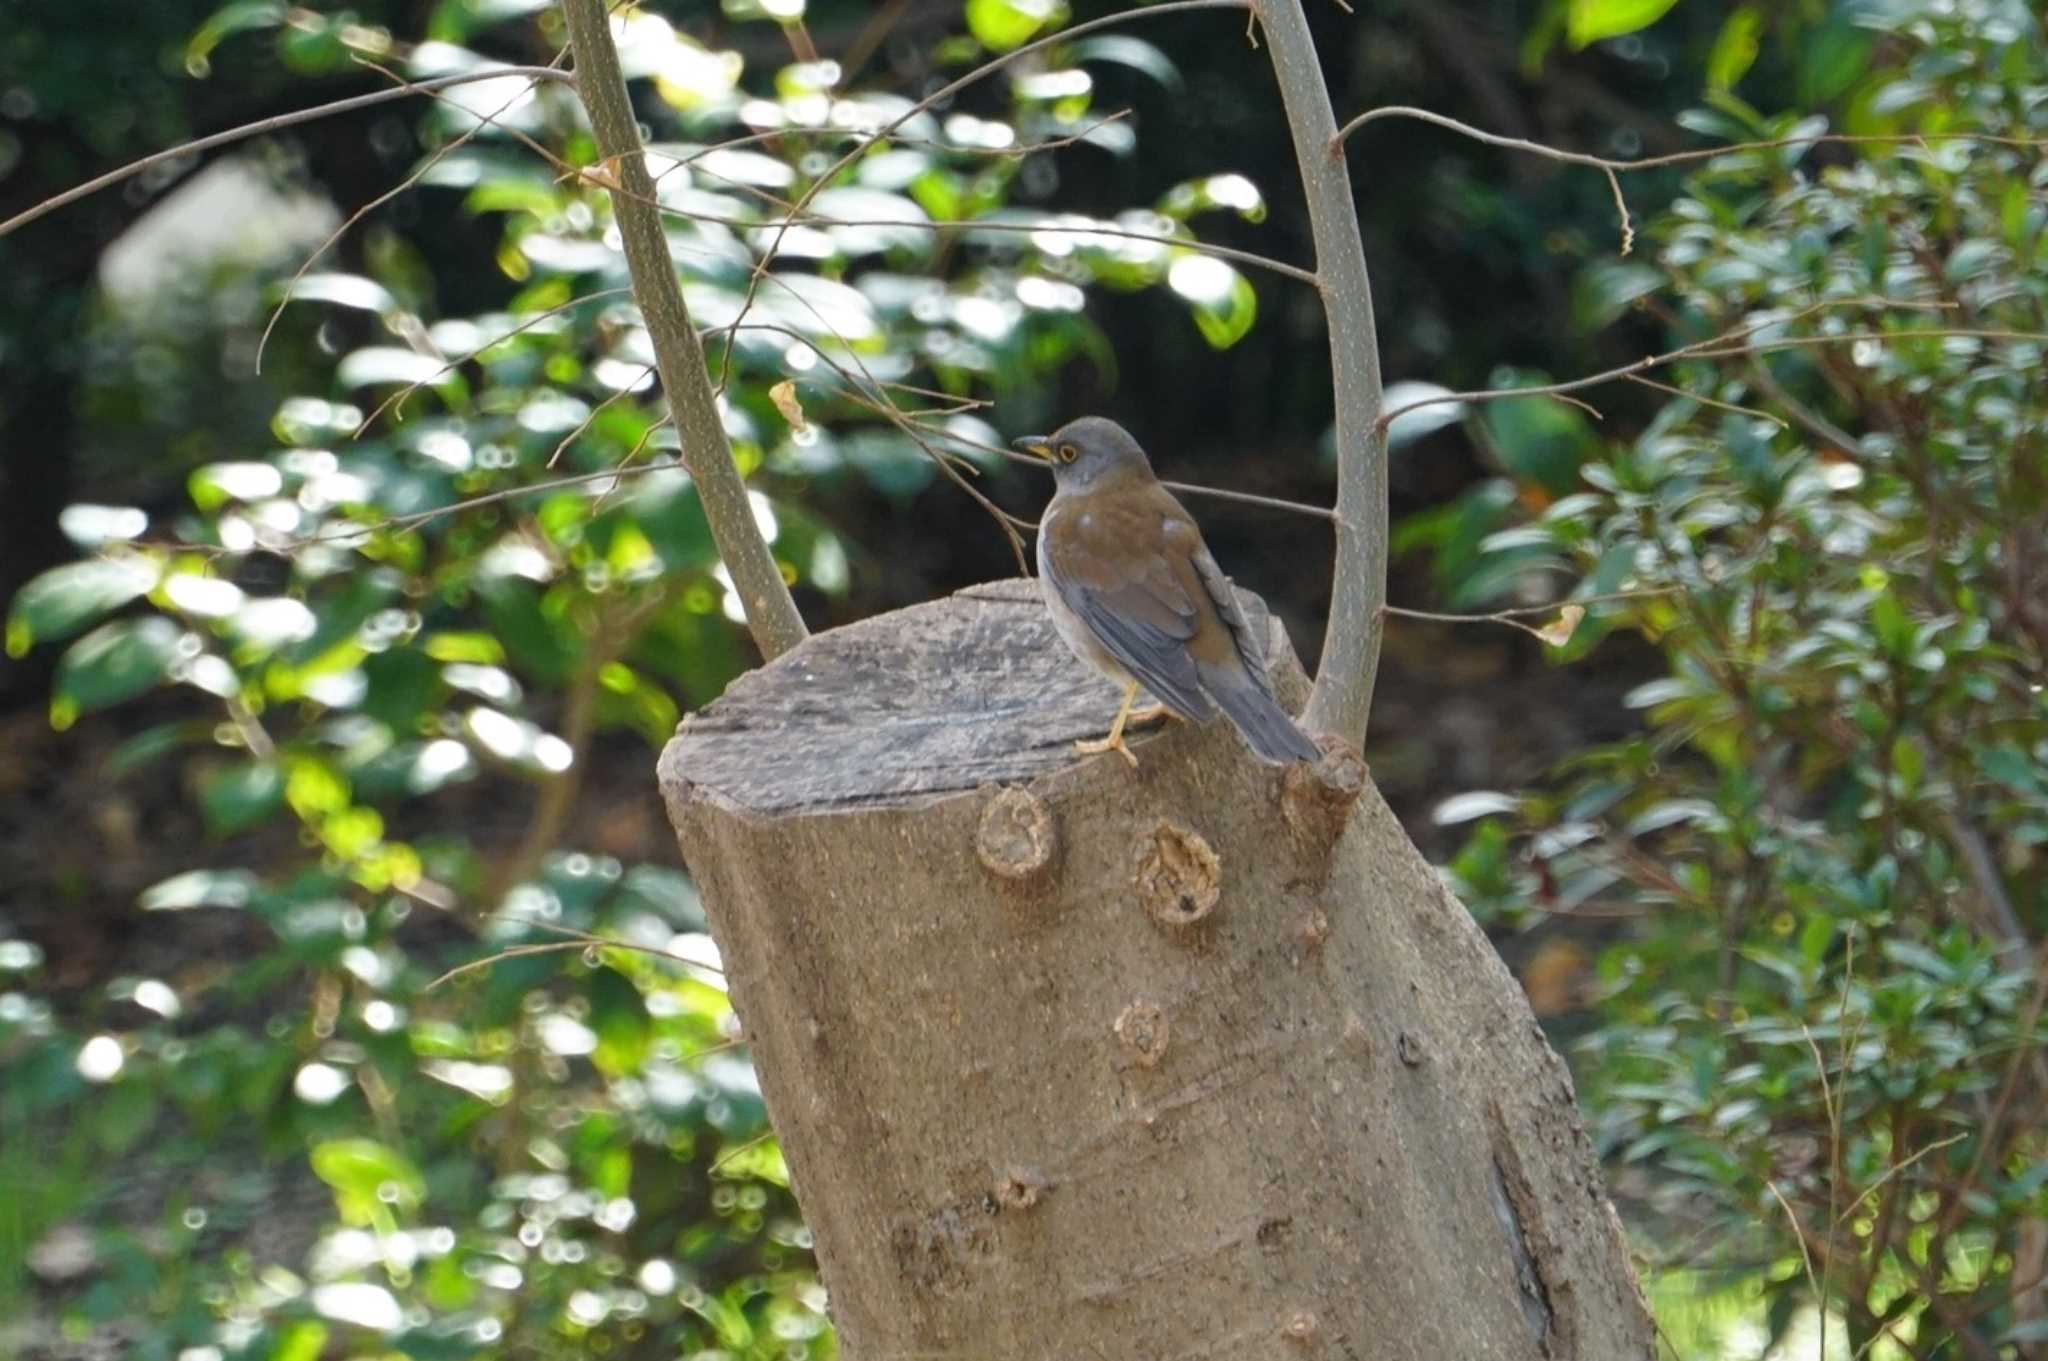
[1012,435,1053,461]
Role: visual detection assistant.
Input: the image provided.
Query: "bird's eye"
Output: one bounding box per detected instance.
[1057,444,1077,463]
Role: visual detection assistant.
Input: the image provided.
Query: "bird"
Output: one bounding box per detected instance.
[1015,416,1321,768]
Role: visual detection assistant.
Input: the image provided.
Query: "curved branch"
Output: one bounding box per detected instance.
[1257,0,1386,747]
[562,0,807,659]
[1334,104,2047,166]
[1332,107,2048,257]
[0,67,577,241]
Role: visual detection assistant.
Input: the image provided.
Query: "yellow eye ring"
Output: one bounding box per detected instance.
[1057,444,1077,463]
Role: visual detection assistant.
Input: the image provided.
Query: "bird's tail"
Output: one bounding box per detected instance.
[1199,667,1321,764]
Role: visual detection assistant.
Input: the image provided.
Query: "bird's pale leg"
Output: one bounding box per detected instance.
[1128,702,1175,727]
[1076,679,1143,766]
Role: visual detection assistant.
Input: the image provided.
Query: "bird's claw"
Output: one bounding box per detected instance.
[1128,703,1174,727]
[1075,733,1140,767]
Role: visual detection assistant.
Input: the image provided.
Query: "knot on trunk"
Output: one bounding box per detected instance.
[1113,1000,1170,1067]
[1133,820,1220,928]
[975,785,1057,884]
[1283,738,1367,849]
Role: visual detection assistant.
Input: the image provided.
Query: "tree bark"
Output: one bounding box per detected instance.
[658,579,1653,1360]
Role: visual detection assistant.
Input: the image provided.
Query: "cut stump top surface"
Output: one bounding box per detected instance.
[658,578,1293,816]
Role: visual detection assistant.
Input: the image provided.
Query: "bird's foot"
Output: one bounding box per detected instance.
[1128,703,1175,727]
[1075,732,1140,767]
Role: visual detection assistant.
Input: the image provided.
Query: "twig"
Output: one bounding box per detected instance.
[1381,587,1679,641]
[288,459,683,549]
[1378,301,1969,429]
[709,1129,778,1177]
[1624,373,1785,429]
[0,66,576,241]
[1805,1021,1840,1361]
[910,420,1342,522]
[1747,357,1865,456]
[547,368,653,468]
[353,287,634,434]
[423,929,720,992]
[1832,1131,1969,1235]
[681,209,1320,288]
[1939,811,2030,960]
[1766,1180,1825,1319]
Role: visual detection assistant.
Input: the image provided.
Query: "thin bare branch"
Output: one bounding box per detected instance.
[1379,301,1969,429]
[1332,106,2047,254]
[424,929,720,993]
[1747,357,1865,455]
[1624,373,1786,429]
[1765,1180,1825,1316]
[1382,587,1679,625]
[548,367,653,468]
[698,211,1320,288]
[293,459,680,549]
[648,110,1134,179]
[0,66,576,242]
[353,287,635,434]
[913,421,1341,522]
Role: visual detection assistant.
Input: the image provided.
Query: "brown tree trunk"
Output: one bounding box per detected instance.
[659,580,1653,1360]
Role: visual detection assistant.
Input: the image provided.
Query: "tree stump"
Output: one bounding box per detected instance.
[658,579,1653,1360]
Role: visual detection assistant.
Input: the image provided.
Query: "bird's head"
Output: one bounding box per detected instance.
[1014,416,1154,491]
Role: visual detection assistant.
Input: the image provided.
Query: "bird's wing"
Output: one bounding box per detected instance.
[1186,540,1274,689]
[1040,486,1216,721]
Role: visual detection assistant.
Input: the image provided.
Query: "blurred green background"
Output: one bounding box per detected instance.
[2,1,2043,1357]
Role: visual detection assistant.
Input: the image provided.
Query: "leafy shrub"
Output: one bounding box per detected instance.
[1437,2,2048,1353]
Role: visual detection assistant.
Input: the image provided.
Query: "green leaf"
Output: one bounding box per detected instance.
[282,273,396,315]
[1870,590,1912,658]
[1169,257,1257,350]
[92,1081,159,1155]
[336,346,454,389]
[1382,382,1467,449]
[1070,34,1180,89]
[269,1320,330,1361]
[310,1138,425,1226]
[184,0,285,74]
[285,756,350,819]
[966,0,1064,52]
[51,617,182,726]
[1477,370,1601,495]
[188,460,284,514]
[1566,0,1680,47]
[1890,736,1924,793]
[476,579,578,685]
[106,721,208,778]
[7,557,161,656]
[1158,174,1265,225]
[140,869,264,912]
[1572,259,1663,330]
[588,966,651,1076]
[1798,20,1874,106]
[204,761,286,836]
[1705,6,1763,91]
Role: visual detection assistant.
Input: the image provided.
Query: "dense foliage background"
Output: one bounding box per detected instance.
[2,1,2041,1358]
